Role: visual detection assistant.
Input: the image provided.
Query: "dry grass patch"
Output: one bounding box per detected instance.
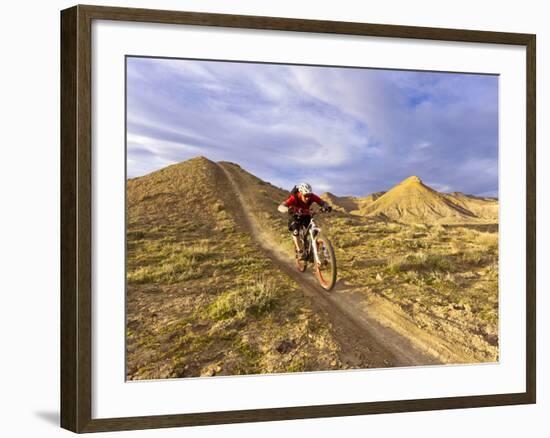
[128,240,212,284]
[387,252,452,274]
[205,275,281,320]
[475,232,499,251]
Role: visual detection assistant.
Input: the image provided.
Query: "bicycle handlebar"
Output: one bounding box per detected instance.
[289,206,330,217]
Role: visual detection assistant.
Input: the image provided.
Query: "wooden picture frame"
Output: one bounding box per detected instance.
[61,4,536,433]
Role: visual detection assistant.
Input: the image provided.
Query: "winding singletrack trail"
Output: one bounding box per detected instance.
[218,162,441,369]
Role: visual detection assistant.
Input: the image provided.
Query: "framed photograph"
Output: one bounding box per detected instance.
[60,4,536,433]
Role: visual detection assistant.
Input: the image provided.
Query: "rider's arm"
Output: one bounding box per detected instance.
[310,194,324,205]
[278,203,289,214]
[311,194,332,212]
[278,195,297,214]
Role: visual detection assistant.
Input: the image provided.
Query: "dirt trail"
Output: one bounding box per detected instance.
[218,163,442,369]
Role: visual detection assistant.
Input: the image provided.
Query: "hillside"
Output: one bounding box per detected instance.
[126,157,344,379]
[127,157,500,376]
[361,176,483,223]
[321,192,384,215]
[203,164,499,363]
[444,192,499,221]
[321,192,359,213]
[127,156,240,232]
[354,192,386,215]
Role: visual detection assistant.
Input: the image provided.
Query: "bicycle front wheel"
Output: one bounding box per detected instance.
[295,252,307,272]
[314,233,337,291]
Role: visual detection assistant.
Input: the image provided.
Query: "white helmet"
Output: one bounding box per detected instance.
[297,182,312,195]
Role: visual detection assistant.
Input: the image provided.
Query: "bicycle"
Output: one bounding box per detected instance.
[293,208,337,291]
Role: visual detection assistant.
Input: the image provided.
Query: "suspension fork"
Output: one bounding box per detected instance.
[309,228,321,265]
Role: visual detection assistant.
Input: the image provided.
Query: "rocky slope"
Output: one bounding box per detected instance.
[360,176,490,223]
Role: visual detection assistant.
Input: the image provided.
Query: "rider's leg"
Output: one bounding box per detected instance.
[288,217,302,253]
[291,233,302,252]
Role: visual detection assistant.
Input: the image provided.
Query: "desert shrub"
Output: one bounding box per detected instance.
[176,241,207,256]
[475,232,499,251]
[404,239,427,250]
[485,262,499,280]
[212,201,225,213]
[460,251,485,266]
[430,224,447,239]
[206,275,280,320]
[385,223,401,232]
[127,230,146,240]
[127,241,212,284]
[411,223,429,231]
[231,256,274,279]
[231,339,261,374]
[128,255,203,284]
[450,239,466,254]
[335,233,364,248]
[387,252,452,273]
[458,227,481,242]
[212,257,238,270]
[286,357,307,373]
[159,235,178,245]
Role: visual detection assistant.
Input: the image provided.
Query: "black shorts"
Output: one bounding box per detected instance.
[288,215,311,235]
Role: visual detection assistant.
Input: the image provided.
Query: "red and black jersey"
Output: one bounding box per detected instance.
[283,193,324,216]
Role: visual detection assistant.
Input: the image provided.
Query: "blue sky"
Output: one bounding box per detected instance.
[126,57,498,197]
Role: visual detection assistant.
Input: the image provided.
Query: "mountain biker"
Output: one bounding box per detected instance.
[277,182,332,259]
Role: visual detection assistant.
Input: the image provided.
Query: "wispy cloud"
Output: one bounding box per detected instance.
[127,57,498,197]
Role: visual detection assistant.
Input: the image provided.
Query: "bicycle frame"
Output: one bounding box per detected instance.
[300,215,322,265]
[293,209,336,291]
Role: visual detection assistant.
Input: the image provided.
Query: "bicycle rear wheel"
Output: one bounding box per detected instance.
[314,233,337,290]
